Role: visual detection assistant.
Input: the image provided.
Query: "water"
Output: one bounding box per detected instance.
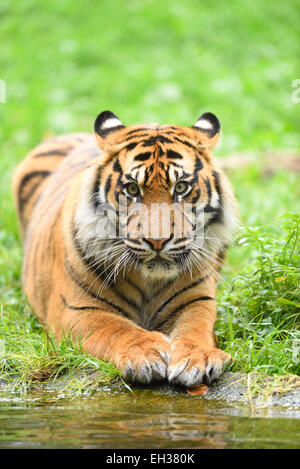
[0,387,299,449]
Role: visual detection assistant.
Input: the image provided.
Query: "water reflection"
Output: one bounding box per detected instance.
[0,388,299,449]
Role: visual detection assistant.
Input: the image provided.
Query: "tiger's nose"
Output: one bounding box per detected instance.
[143,238,170,251]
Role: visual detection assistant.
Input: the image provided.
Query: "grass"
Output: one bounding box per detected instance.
[0,0,299,396]
[247,373,300,402]
[216,213,300,376]
[0,284,124,396]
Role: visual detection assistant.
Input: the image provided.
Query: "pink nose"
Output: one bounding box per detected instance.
[144,238,169,251]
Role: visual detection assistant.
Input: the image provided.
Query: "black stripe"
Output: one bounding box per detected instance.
[115,173,123,200]
[18,170,51,214]
[92,165,103,211]
[126,237,142,246]
[141,137,157,146]
[139,276,177,305]
[168,244,192,252]
[167,150,183,160]
[113,158,123,173]
[113,287,141,313]
[124,276,148,302]
[64,258,130,319]
[204,177,212,202]
[155,295,215,330]
[172,136,198,149]
[126,141,139,151]
[206,170,223,225]
[151,276,210,328]
[134,152,152,161]
[132,163,144,171]
[194,156,203,172]
[204,205,218,213]
[143,166,150,185]
[71,221,141,313]
[123,133,150,143]
[160,129,178,135]
[204,207,223,228]
[212,170,222,199]
[125,128,150,136]
[173,237,188,245]
[190,188,201,204]
[126,247,147,255]
[34,149,69,158]
[157,135,174,144]
[172,295,215,315]
[142,136,174,146]
[169,161,183,169]
[104,174,112,197]
[157,144,164,157]
[60,295,100,311]
[49,208,62,265]
[164,166,171,185]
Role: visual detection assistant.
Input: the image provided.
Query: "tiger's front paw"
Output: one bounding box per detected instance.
[114,331,171,384]
[168,337,231,387]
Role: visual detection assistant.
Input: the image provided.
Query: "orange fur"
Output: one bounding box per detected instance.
[12,112,238,386]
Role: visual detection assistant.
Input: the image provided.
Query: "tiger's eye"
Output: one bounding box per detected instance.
[174,181,188,194]
[126,182,139,196]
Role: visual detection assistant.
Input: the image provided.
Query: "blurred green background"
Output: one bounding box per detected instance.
[0,0,299,257]
[1,0,299,149]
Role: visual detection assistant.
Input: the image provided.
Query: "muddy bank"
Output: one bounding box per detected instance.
[130,373,300,416]
[191,373,300,410]
[1,372,299,414]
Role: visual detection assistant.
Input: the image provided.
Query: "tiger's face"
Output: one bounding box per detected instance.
[75,111,238,281]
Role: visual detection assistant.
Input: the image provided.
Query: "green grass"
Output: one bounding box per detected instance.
[0,0,299,395]
[217,214,300,376]
[0,270,124,396]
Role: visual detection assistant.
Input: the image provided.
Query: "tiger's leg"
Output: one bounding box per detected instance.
[58,305,171,384]
[167,299,231,387]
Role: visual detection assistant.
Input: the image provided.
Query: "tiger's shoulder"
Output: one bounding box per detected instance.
[12,132,102,235]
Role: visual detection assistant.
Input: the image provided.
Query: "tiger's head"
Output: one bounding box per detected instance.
[75,111,238,282]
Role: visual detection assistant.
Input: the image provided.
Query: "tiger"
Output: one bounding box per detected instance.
[13,110,238,387]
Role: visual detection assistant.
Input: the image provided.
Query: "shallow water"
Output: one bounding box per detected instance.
[0,387,299,449]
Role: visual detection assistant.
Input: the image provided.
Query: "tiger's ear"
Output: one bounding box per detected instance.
[192,112,221,149]
[94,111,125,142]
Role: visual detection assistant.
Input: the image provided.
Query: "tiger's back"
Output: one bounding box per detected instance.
[12,132,92,236]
